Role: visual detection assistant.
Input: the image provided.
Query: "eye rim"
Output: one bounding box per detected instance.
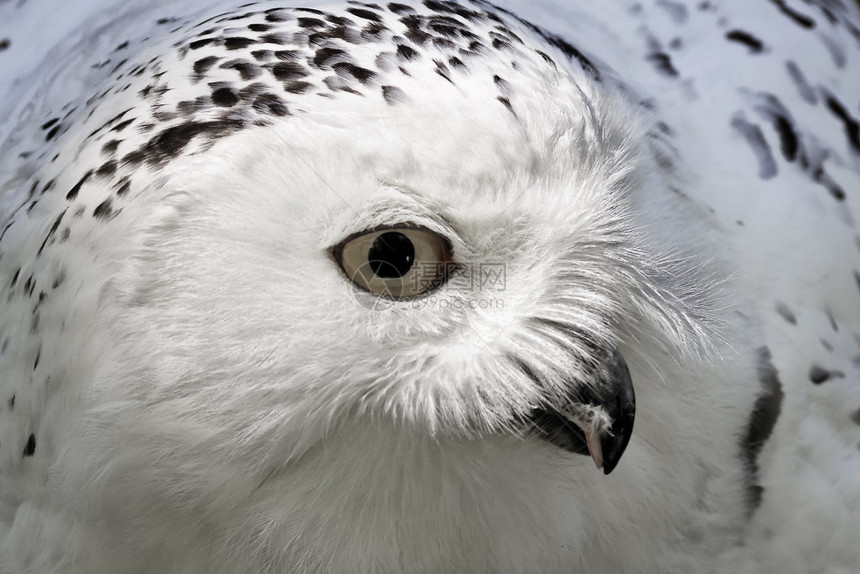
[330,224,456,300]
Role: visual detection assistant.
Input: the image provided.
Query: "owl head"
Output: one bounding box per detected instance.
[16,1,758,571]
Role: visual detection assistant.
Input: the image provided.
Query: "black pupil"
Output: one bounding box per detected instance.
[368,232,415,278]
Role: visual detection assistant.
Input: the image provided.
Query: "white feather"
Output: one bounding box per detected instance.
[0,0,857,572]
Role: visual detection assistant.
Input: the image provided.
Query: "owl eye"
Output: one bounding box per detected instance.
[333,227,453,299]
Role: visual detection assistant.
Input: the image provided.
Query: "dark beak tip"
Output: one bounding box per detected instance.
[599,397,636,476]
[600,433,630,475]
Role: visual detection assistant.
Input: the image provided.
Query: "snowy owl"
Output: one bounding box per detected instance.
[0,0,859,572]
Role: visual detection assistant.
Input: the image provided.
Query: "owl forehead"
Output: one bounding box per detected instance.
[161,0,579,118]
[42,0,592,191]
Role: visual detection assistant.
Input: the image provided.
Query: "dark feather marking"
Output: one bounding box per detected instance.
[535,50,556,67]
[772,114,799,162]
[741,347,784,512]
[51,268,66,289]
[274,50,301,61]
[753,93,801,164]
[647,51,679,77]
[252,93,289,116]
[809,364,844,384]
[492,37,511,50]
[396,44,419,61]
[115,179,131,196]
[766,0,815,29]
[433,59,453,84]
[238,82,267,98]
[819,34,846,69]
[270,61,308,80]
[219,59,263,80]
[193,55,220,75]
[189,37,218,50]
[388,3,415,14]
[497,96,516,116]
[731,114,777,179]
[423,0,484,21]
[224,36,257,50]
[23,433,36,457]
[332,62,376,83]
[811,165,846,201]
[96,160,118,178]
[40,179,56,195]
[111,118,135,132]
[45,125,62,141]
[362,21,387,38]
[401,15,431,45]
[284,81,313,94]
[37,208,68,256]
[725,29,764,53]
[93,199,115,220]
[137,119,246,166]
[297,17,326,29]
[211,87,239,106]
[101,139,121,155]
[381,85,406,104]
[346,7,382,21]
[775,302,797,325]
[314,47,348,67]
[823,92,860,153]
[251,49,274,61]
[433,37,456,49]
[325,14,356,26]
[66,170,94,200]
[448,56,465,69]
[260,33,291,45]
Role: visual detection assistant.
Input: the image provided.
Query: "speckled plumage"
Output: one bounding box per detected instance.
[0,1,858,573]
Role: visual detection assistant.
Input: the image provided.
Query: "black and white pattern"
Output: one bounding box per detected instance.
[0,0,858,572]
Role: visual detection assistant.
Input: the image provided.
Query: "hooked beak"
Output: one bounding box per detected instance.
[529,348,635,475]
